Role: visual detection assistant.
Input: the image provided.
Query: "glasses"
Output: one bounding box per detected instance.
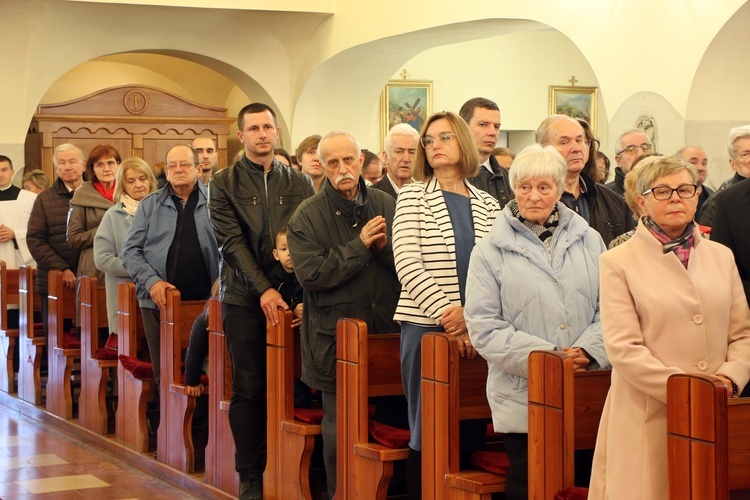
[619,143,653,155]
[94,160,119,169]
[421,132,456,148]
[642,184,698,200]
[166,161,195,170]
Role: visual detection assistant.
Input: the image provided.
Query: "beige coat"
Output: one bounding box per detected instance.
[589,221,750,500]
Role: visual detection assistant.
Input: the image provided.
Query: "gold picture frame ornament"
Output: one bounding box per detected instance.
[381,80,433,149]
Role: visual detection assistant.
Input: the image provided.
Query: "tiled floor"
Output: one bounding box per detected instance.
[0,403,198,499]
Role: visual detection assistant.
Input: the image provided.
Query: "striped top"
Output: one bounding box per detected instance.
[393,177,499,326]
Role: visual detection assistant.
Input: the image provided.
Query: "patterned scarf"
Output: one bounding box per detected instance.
[642,216,695,268]
[509,200,559,242]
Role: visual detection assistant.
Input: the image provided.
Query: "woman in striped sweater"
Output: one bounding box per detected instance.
[392,111,499,499]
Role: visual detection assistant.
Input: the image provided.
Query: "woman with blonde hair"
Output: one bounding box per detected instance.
[94,157,157,336]
[393,111,499,498]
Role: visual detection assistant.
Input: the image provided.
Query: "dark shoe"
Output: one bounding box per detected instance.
[239,475,263,500]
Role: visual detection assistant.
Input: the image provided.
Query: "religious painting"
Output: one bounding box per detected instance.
[381,81,433,146]
[548,86,598,131]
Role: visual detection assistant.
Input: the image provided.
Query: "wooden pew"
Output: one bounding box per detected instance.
[116,280,152,452]
[46,269,80,419]
[79,275,115,434]
[667,373,750,499]
[267,306,322,499]
[17,265,45,406]
[527,350,611,500]
[157,287,205,473]
[336,317,406,500]
[421,332,504,500]
[0,261,20,393]
[205,297,239,495]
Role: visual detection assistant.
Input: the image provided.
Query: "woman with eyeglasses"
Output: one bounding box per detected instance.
[392,111,499,499]
[67,144,121,284]
[589,156,750,500]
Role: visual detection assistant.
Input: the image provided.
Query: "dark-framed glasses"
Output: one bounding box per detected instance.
[642,183,698,200]
[619,143,653,155]
[421,132,456,148]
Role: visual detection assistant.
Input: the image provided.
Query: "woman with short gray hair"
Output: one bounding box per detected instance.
[465,143,610,500]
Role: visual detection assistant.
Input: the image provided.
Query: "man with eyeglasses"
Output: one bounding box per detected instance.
[606,129,654,195]
[676,146,713,215]
[27,143,86,335]
[191,136,219,185]
[122,144,219,391]
[460,97,514,208]
[698,125,750,226]
[536,115,633,247]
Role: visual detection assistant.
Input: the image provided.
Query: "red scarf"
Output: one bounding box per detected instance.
[93,180,115,202]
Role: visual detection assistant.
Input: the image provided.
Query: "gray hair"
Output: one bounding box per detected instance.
[615,128,651,155]
[318,131,361,159]
[52,143,84,166]
[509,144,567,194]
[384,123,419,154]
[534,114,581,145]
[728,125,750,159]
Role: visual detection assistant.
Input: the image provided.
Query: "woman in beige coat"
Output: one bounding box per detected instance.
[589,156,750,500]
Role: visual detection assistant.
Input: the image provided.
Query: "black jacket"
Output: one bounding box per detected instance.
[26,177,80,294]
[709,178,750,306]
[582,172,634,247]
[467,154,514,208]
[208,157,315,307]
[286,179,400,392]
[698,173,745,226]
[371,175,399,199]
[604,166,626,196]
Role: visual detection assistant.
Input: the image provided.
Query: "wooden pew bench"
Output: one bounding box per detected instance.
[667,373,750,499]
[79,275,115,434]
[267,306,323,499]
[205,297,238,495]
[116,280,153,452]
[0,261,20,393]
[527,350,611,500]
[18,265,45,406]
[421,332,505,500]
[157,287,206,473]
[46,269,80,419]
[336,317,406,500]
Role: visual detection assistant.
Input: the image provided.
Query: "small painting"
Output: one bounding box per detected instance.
[549,86,598,131]
[381,81,433,146]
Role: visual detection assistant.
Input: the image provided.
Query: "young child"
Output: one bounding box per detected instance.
[272,227,303,327]
[272,227,310,407]
[184,279,220,397]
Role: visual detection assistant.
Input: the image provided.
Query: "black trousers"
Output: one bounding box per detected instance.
[223,302,267,480]
[503,433,529,500]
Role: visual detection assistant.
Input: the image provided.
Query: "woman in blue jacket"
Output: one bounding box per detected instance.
[465,144,611,500]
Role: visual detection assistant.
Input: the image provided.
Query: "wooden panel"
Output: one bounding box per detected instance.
[0,262,20,393]
[17,266,44,406]
[46,270,79,419]
[204,298,239,495]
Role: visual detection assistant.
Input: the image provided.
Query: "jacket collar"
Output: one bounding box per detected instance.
[323,176,370,227]
[424,176,485,200]
[239,155,284,176]
[157,180,206,206]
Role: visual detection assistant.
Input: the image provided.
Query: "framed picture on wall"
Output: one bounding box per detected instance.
[381,80,433,147]
[548,86,598,131]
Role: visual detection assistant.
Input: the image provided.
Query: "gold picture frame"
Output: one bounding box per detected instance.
[381,80,433,148]
[549,86,598,131]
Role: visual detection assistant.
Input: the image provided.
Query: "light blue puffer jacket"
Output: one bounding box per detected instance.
[466,202,610,433]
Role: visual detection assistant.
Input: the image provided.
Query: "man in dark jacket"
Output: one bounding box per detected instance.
[536,115,634,247]
[286,131,401,498]
[460,97,514,208]
[208,103,314,500]
[605,128,653,196]
[26,143,85,335]
[372,123,418,199]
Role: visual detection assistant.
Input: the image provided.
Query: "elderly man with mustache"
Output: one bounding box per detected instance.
[287,131,402,498]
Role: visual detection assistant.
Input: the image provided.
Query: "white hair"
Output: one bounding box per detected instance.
[384,123,419,154]
[318,131,361,159]
[509,144,567,194]
[52,143,84,166]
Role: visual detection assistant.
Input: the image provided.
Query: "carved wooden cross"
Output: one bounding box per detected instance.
[569,75,578,86]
